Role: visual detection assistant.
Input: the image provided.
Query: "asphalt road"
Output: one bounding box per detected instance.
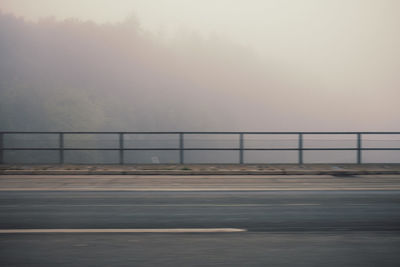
[1,190,400,231]
[2,232,400,267]
[1,175,400,266]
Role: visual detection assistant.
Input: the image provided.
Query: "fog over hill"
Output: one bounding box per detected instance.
[0,11,399,132]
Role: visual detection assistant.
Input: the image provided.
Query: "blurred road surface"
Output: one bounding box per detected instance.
[1,175,400,266]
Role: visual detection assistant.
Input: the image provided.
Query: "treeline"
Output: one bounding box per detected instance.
[0,12,283,132]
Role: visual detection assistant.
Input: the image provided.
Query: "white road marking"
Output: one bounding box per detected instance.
[1,187,399,191]
[0,228,247,234]
[0,203,320,208]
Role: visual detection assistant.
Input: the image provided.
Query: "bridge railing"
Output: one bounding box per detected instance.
[0,132,400,164]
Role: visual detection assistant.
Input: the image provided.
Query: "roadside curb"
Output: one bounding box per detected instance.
[1,170,400,175]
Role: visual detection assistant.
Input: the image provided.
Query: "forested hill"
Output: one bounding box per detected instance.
[2,11,397,132]
[0,12,279,132]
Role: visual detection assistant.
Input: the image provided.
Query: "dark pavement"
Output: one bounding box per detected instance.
[1,175,400,266]
[1,191,400,231]
[2,232,400,267]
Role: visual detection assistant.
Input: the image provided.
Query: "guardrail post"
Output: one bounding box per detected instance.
[357,133,362,164]
[0,133,3,164]
[239,133,244,164]
[179,133,184,164]
[119,133,124,165]
[298,133,303,164]
[59,133,64,164]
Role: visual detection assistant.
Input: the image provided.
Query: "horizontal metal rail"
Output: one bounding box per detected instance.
[0,132,399,164]
[1,131,400,134]
[2,148,400,151]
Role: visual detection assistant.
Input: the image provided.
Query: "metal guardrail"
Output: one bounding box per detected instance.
[0,131,400,164]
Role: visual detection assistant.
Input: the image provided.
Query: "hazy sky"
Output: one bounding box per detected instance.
[3,0,399,68]
[4,2,399,82]
[1,0,400,130]
[2,1,399,74]
[2,1,399,48]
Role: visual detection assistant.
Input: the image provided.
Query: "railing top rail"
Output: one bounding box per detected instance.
[1,131,400,135]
